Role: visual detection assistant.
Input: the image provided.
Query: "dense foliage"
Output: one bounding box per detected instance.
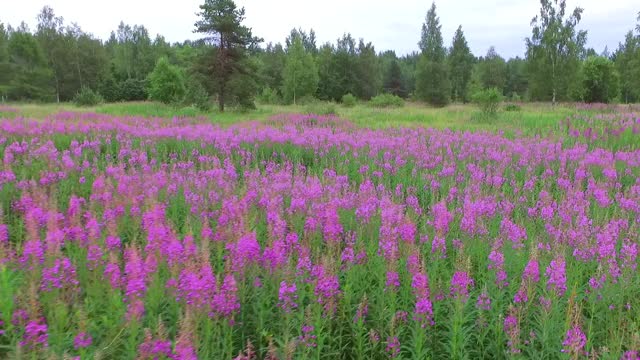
[472,87,503,118]
[0,2,639,107]
[147,57,185,104]
[73,86,103,107]
[579,56,619,103]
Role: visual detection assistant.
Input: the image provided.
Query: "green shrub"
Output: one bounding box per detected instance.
[304,101,337,115]
[176,106,199,118]
[119,79,148,101]
[183,77,210,111]
[580,55,619,103]
[257,87,281,105]
[472,88,503,118]
[147,57,185,104]
[73,87,103,107]
[297,95,318,106]
[369,93,404,108]
[341,93,357,107]
[99,77,120,102]
[504,103,522,112]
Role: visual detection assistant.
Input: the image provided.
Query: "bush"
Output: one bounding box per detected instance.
[73,87,103,107]
[580,56,620,103]
[257,87,281,105]
[341,93,357,107]
[297,95,318,106]
[504,103,522,112]
[183,77,211,111]
[228,73,258,111]
[99,77,120,102]
[304,101,337,115]
[119,79,148,102]
[472,88,503,118]
[147,57,185,104]
[369,93,404,108]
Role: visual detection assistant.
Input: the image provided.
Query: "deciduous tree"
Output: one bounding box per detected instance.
[282,37,318,104]
[526,0,587,103]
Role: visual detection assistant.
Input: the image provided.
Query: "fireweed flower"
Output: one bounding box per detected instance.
[488,249,509,289]
[522,257,540,283]
[20,318,48,350]
[545,256,567,296]
[385,271,400,292]
[40,257,79,292]
[175,262,216,309]
[73,332,92,349]
[174,335,197,360]
[412,272,434,326]
[450,271,474,301]
[123,247,147,320]
[432,201,454,234]
[313,265,340,314]
[104,254,121,290]
[431,235,447,258]
[353,299,369,323]
[386,336,400,358]
[476,291,491,311]
[278,281,298,313]
[299,325,317,348]
[227,232,261,273]
[561,326,586,355]
[138,330,173,359]
[503,312,520,354]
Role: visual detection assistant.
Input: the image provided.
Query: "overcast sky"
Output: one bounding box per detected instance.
[1,0,638,58]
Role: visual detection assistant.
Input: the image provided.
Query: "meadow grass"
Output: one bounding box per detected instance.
[4,100,583,134]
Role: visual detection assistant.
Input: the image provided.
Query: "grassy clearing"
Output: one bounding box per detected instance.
[3,100,585,135]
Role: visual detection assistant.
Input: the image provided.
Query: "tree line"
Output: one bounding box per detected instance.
[0,0,639,110]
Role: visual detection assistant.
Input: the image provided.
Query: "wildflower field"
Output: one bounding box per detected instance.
[0,106,639,359]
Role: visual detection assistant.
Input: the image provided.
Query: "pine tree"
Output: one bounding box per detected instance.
[194,0,261,111]
[282,37,318,104]
[419,3,445,62]
[354,39,380,100]
[448,26,473,102]
[415,2,450,106]
[384,59,406,98]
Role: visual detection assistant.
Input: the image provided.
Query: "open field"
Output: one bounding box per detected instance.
[0,103,639,359]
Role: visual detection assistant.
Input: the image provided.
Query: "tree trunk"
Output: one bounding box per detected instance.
[551,58,556,106]
[55,76,60,103]
[219,82,225,112]
[293,70,297,105]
